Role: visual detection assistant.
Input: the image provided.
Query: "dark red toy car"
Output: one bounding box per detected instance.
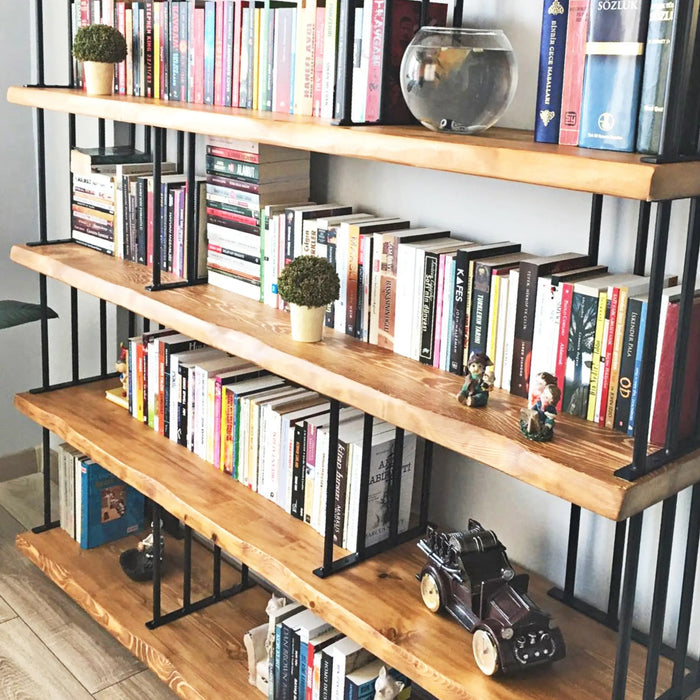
[417,520,566,676]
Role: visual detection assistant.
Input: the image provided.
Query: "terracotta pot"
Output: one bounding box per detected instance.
[289,303,326,342]
[83,61,114,95]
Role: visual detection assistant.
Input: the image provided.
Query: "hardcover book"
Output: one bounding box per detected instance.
[578,0,651,151]
[534,0,570,143]
[79,459,145,549]
[559,0,590,145]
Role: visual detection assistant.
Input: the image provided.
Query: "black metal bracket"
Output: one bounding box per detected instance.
[31,520,60,534]
[29,371,120,394]
[313,524,424,578]
[145,277,208,293]
[26,238,73,247]
[548,586,699,675]
[614,438,700,481]
[24,83,73,89]
[640,153,700,165]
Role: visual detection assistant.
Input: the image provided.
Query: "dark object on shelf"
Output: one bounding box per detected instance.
[456,352,494,407]
[520,372,561,442]
[417,520,566,676]
[0,300,58,330]
[120,528,164,582]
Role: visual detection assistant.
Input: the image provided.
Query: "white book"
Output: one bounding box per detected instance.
[501,269,520,392]
[330,637,374,700]
[494,274,510,388]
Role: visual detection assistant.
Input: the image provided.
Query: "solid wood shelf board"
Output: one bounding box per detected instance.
[12,243,700,521]
[16,528,269,700]
[7,86,700,201]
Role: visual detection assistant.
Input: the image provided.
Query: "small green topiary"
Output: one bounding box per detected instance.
[277,255,340,308]
[72,24,127,63]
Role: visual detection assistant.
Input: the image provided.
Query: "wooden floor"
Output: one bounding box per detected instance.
[0,472,177,700]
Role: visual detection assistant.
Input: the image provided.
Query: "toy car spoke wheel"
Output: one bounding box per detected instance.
[473,628,499,676]
[420,571,442,613]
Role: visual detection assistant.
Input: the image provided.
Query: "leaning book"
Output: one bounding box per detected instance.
[79,459,145,549]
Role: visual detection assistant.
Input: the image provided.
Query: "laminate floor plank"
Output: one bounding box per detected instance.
[0,617,93,700]
[0,472,58,530]
[94,670,179,700]
[0,595,15,624]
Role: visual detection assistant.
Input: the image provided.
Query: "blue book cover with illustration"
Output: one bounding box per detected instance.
[578,0,651,151]
[80,459,145,549]
[534,0,570,143]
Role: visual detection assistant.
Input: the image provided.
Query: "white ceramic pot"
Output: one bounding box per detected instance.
[289,303,326,342]
[83,61,115,95]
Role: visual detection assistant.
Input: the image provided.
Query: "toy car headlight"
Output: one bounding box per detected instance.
[548,619,559,629]
[501,627,514,640]
[502,567,515,580]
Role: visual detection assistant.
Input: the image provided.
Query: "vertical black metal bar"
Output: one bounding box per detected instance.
[42,428,51,526]
[185,132,197,282]
[35,0,44,85]
[39,275,50,388]
[151,127,163,287]
[665,198,700,450]
[240,563,249,588]
[183,524,192,609]
[322,399,340,573]
[152,504,162,622]
[98,119,106,149]
[176,131,184,171]
[634,202,652,276]
[160,126,168,162]
[588,194,603,265]
[145,125,152,154]
[631,201,672,475]
[128,123,136,149]
[144,317,151,333]
[128,310,136,338]
[612,512,644,700]
[607,520,627,624]
[642,496,677,700]
[564,504,581,597]
[355,413,374,554]
[71,287,79,383]
[389,427,404,543]
[452,0,464,28]
[66,0,75,86]
[213,545,222,598]
[100,299,107,376]
[671,484,700,690]
[418,440,433,531]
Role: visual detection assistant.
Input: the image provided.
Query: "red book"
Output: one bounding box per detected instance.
[193,5,206,104]
[80,0,91,26]
[214,0,225,105]
[364,0,388,123]
[231,0,247,108]
[273,7,295,113]
[207,144,259,163]
[649,293,700,444]
[312,6,325,117]
[555,282,574,391]
[146,183,154,267]
[144,1,154,98]
[559,0,590,145]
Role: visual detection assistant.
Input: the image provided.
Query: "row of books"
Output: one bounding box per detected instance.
[74,0,445,123]
[70,146,208,276]
[534,0,680,154]
[123,329,418,550]
[57,442,145,548]
[253,596,411,700]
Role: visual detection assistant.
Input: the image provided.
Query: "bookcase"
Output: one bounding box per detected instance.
[5,4,700,700]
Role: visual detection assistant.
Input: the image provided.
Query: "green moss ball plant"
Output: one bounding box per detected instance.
[277,256,340,309]
[72,24,127,64]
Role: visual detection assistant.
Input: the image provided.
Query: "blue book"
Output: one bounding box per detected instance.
[627,296,648,436]
[578,0,651,151]
[203,1,216,105]
[79,460,144,549]
[636,1,677,154]
[534,0,570,143]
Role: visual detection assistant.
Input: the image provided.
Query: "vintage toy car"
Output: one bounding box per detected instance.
[417,520,566,676]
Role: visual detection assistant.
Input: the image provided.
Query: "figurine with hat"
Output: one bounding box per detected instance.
[456,352,494,407]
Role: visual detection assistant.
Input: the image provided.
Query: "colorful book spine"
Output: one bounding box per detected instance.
[558,0,590,144]
[636,0,677,154]
[613,294,643,432]
[578,0,651,151]
[534,0,570,143]
[627,298,648,436]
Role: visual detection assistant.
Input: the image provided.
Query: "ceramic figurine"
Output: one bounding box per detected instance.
[119,519,165,582]
[115,342,129,398]
[520,373,561,441]
[374,666,405,700]
[457,352,494,407]
[244,593,286,694]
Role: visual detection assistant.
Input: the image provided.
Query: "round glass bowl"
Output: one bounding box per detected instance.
[399,27,518,134]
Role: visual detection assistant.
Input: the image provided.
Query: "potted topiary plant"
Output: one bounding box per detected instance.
[72,24,127,96]
[277,255,340,342]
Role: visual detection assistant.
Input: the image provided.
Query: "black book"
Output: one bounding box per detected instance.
[613,293,645,432]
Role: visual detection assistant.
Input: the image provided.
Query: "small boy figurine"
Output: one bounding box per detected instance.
[457,352,494,407]
[520,374,561,441]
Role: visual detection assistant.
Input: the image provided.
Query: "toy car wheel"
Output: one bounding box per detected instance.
[419,571,443,613]
[473,627,500,676]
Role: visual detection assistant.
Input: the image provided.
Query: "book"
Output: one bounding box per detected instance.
[330,637,374,700]
[559,0,590,145]
[636,0,677,154]
[534,0,570,143]
[268,601,304,700]
[79,459,144,549]
[613,292,645,432]
[578,0,651,151]
[70,145,152,175]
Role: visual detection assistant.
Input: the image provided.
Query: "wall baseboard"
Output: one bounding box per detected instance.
[0,447,40,483]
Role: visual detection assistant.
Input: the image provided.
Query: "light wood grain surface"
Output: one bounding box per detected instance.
[94,671,178,700]
[12,243,700,521]
[7,87,700,201]
[0,595,15,624]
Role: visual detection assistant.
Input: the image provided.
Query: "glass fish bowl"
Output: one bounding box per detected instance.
[399,27,517,134]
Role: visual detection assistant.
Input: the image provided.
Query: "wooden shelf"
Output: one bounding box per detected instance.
[15,378,675,700]
[7,86,700,201]
[12,242,700,521]
[16,527,269,700]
